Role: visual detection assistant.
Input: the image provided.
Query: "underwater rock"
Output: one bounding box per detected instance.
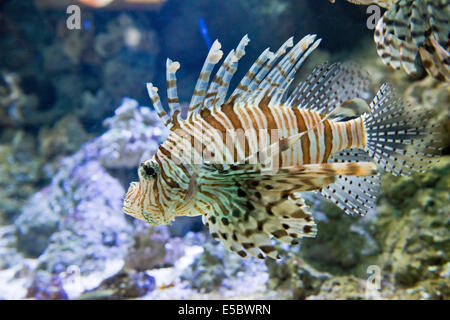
[180,242,248,293]
[0,72,42,128]
[403,80,450,152]
[80,270,156,299]
[26,270,69,300]
[309,276,367,300]
[0,131,44,222]
[76,13,159,125]
[38,114,92,162]
[7,98,171,298]
[97,97,168,169]
[14,191,61,257]
[1,7,159,131]
[0,225,24,270]
[295,193,380,274]
[23,158,131,273]
[266,255,331,300]
[15,98,163,259]
[125,222,185,271]
[102,51,155,105]
[0,70,66,129]
[373,158,450,296]
[0,73,21,127]
[43,43,73,75]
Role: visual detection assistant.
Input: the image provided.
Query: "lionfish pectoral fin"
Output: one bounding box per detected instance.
[201,178,317,260]
[279,162,378,177]
[320,149,380,216]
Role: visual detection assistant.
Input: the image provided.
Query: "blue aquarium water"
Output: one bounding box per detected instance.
[0,0,448,300]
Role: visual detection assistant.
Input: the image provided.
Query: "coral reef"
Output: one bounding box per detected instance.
[298,193,380,274]
[124,223,184,271]
[180,242,247,293]
[0,98,167,299]
[26,270,69,300]
[0,131,44,221]
[372,158,450,299]
[97,98,168,169]
[80,270,156,299]
[266,255,331,299]
[13,152,132,298]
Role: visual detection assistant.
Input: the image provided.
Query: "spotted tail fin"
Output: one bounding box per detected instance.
[364,83,442,176]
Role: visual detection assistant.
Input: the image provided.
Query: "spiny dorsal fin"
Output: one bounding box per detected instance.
[188,40,224,114]
[166,58,183,123]
[287,62,371,114]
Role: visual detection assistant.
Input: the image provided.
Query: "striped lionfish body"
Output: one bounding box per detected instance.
[123,34,441,259]
[340,0,450,81]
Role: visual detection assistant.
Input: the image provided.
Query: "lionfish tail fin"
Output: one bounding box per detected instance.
[364,83,442,176]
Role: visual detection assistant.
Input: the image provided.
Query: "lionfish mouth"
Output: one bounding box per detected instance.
[122,182,143,219]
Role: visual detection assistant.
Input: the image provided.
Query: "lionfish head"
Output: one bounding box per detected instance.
[123,158,175,225]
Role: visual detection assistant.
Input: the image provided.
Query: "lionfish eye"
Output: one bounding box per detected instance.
[141,161,158,179]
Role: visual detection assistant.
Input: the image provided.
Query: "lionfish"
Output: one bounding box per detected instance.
[335,0,450,81]
[123,34,440,259]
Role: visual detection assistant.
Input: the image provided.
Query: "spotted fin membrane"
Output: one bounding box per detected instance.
[320,149,380,216]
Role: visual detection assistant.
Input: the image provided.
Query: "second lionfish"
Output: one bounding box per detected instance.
[123,34,441,259]
[337,0,450,81]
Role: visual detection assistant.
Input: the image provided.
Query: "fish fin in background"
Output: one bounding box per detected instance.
[288,62,371,114]
[373,0,450,81]
[374,0,424,77]
[364,83,442,176]
[341,0,393,9]
[374,15,422,77]
[419,36,450,82]
[320,149,380,216]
